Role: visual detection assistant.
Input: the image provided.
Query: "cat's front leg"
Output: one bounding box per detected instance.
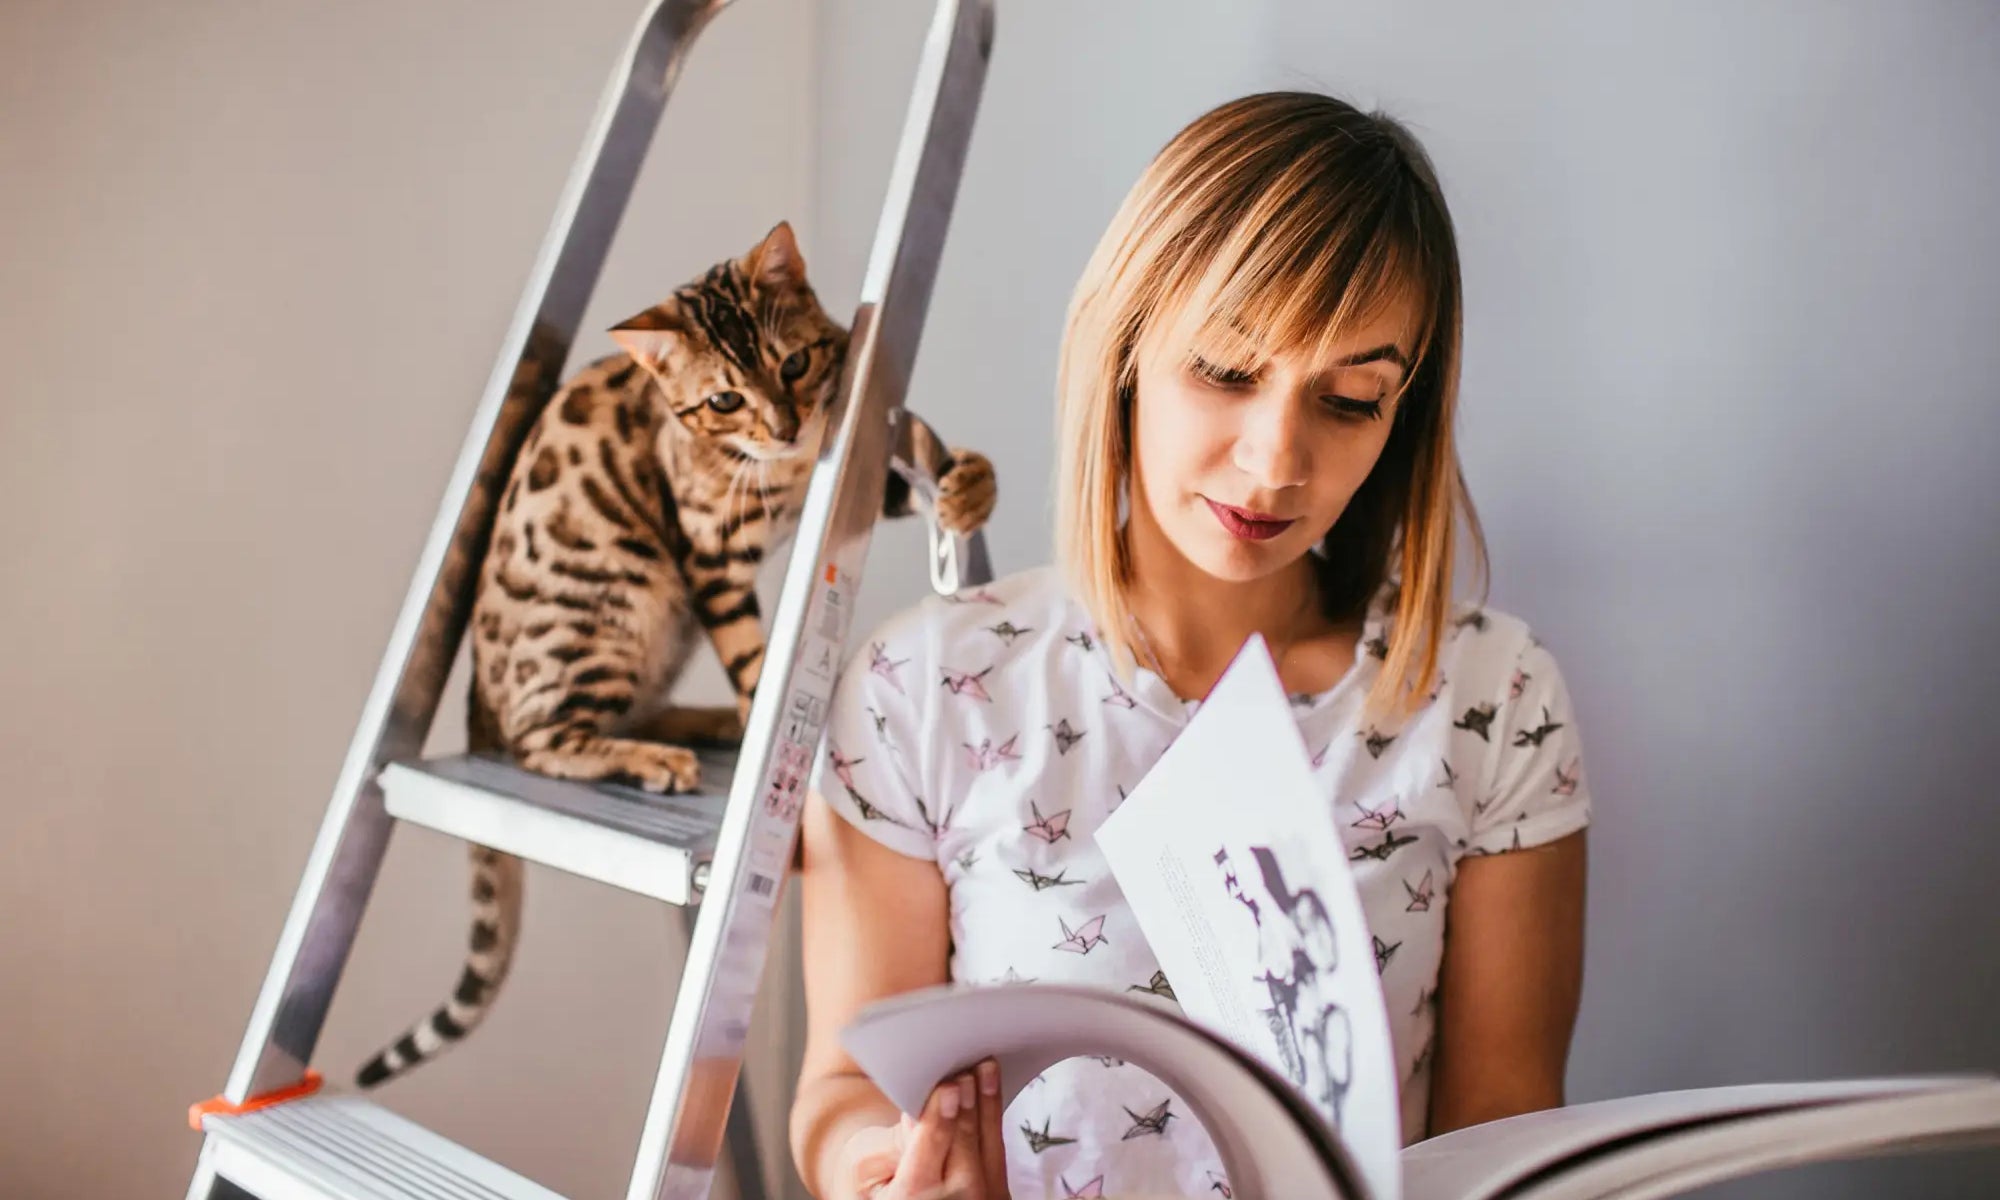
[879,444,998,535]
[686,543,768,727]
[880,410,998,537]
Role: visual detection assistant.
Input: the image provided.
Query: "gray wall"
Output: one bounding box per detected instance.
[818,1,2000,1196]
[1260,3,2000,1195]
[0,1,815,1196]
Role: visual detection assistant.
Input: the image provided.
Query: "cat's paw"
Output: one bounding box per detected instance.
[518,738,703,793]
[615,743,703,794]
[934,449,996,535]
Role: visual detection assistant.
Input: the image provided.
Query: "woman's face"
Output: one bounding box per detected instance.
[1127,302,1416,586]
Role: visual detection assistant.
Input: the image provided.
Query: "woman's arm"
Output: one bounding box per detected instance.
[789,787,953,1197]
[1426,829,1588,1137]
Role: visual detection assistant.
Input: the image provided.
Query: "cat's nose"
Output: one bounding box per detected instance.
[768,405,800,444]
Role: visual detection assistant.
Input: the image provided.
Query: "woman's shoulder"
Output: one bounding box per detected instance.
[1439,598,1534,653]
[1424,595,1568,689]
[826,564,1080,797]
[852,562,1078,665]
[1408,597,1589,778]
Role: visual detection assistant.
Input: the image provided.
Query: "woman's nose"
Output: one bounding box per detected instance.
[1230,392,1310,490]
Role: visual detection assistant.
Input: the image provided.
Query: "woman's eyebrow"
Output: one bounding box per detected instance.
[1333,344,1410,371]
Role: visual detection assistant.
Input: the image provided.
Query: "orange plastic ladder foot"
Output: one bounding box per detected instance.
[187,1069,324,1131]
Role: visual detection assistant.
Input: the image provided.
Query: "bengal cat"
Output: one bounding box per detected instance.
[355,222,996,1087]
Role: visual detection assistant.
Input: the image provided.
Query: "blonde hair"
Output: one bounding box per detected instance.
[1054,91,1487,722]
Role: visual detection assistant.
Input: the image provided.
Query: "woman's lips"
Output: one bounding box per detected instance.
[1204,497,1295,541]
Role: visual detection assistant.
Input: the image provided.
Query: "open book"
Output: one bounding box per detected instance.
[840,638,2000,1199]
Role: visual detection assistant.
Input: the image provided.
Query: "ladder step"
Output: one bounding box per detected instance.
[379,751,738,906]
[201,1094,564,1200]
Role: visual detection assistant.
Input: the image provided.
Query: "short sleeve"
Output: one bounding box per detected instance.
[1467,634,1593,855]
[812,614,940,861]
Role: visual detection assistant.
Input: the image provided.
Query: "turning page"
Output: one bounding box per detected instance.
[1097,635,1402,1200]
[841,984,1366,1199]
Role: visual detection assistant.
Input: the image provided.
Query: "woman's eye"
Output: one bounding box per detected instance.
[780,348,810,383]
[1190,356,1256,388]
[706,390,746,414]
[1324,396,1384,421]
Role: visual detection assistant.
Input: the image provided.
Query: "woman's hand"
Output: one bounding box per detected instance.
[833,1060,1011,1200]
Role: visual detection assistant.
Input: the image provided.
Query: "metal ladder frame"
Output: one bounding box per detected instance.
[184,0,995,1195]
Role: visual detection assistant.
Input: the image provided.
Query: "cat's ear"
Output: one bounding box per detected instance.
[608,303,685,368]
[745,221,807,291]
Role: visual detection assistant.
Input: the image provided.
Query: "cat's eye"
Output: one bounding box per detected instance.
[780,348,810,383]
[706,390,746,414]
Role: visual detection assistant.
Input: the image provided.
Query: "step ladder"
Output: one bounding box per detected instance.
[184,1,996,1197]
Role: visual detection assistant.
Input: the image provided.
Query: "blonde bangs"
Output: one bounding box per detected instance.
[1056,92,1485,721]
[1150,210,1437,399]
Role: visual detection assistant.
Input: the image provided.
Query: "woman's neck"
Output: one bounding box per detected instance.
[1122,511,1344,701]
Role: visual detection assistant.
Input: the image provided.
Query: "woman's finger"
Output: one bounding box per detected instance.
[946,1073,984,1197]
[975,1059,1011,1197]
[895,1080,962,1188]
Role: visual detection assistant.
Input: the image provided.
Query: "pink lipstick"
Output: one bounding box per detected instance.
[1204,498,1295,541]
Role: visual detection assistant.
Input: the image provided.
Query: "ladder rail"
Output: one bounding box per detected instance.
[675,909,771,1200]
[627,2,997,1196]
[212,0,734,1111]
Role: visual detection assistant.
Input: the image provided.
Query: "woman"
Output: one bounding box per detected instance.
[789,90,1591,1200]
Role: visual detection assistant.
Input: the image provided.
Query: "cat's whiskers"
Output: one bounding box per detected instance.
[724,450,753,531]
[721,455,742,529]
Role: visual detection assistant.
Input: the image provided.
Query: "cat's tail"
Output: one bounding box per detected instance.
[354,844,524,1088]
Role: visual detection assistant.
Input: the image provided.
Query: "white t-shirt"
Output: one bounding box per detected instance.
[815,565,1592,1198]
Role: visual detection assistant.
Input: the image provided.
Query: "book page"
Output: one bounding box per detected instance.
[1510,1079,2000,1200]
[1398,1077,1990,1200]
[1097,635,1402,1200]
[841,983,1367,1199]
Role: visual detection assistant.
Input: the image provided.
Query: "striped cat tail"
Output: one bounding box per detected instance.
[354,845,524,1088]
